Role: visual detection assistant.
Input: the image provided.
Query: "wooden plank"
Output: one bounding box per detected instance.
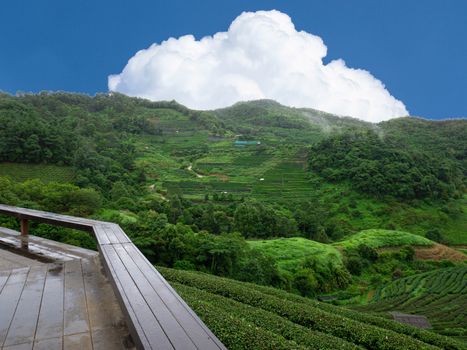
[3,266,47,347]
[0,250,42,270]
[98,248,151,350]
[81,260,133,350]
[108,224,131,243]
[113,244,197,350]
[123,243,225,350]
[63,260,89,336]
[0,268,29,345]
[32,337,61,350]
[102,225,119,244]
[23,236,97,260]
[0,270,11,293]
[63,332,92,350]
[100,246,157,349]
[79,258,130,350]
[91,328,129,350]
[93,226,110,246]
[95,224,130,245]
[0,204,226,349]
[81,258,121,330]
[34,264,64,341]
[0,204,96,232]
[101,244,174,350]
[3,342,33,350]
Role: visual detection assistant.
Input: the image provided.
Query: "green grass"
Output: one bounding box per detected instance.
[97,209,139,224]
[355,266,467,343]
[0,163,75,183]
[335,229,434,249]
[248,237,344,274]
[248,230,435,275]
[160,267,465,349]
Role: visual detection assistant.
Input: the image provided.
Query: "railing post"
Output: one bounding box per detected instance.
[20,217,29,249]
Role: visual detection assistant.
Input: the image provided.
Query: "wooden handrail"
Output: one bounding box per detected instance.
[0,204,226,350]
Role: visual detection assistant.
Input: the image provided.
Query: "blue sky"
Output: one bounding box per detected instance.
[1,0,466,119]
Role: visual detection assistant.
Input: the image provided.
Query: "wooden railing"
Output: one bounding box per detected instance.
[0,204,226,350]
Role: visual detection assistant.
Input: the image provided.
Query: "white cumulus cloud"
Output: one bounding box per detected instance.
[108,10,408,122]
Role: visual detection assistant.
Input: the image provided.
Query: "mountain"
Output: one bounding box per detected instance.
[0,91,465,242]
[0,92,466,347]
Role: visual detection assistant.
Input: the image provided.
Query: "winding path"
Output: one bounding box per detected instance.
[187,163,205,178]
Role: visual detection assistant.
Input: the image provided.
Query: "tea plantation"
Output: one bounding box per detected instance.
[356,266,467,343]
[160,267,466,350]
[0,163,75,183]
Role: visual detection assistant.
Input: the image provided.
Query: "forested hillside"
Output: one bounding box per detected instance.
[308,129,464,199]
[0,92,465,346]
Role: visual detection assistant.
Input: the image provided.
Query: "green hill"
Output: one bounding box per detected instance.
[0,92,466,347]
[160,267,466,350]
[335,229,434,249]
[0,92,465,245]
[249,237,343,273]
[248,231,435,277]
[355,266,467,342]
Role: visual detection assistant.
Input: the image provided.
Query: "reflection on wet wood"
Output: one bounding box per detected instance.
[0,258,132,349]
[0,204,225,350]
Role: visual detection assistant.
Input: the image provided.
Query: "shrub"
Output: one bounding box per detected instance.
[357,244,378,262]
[399,245,415,262]
[345,257,364,276]
[160,267,456,350]
[426,229,444,243]
[173,260,196,271]
[174,282,361,350]
[293,269,319,297]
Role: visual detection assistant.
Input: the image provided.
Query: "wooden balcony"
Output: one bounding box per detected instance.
[0,204,226,350]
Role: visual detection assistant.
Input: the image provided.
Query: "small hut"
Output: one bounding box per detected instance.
[390,312,431,329]
[234,140,261,147]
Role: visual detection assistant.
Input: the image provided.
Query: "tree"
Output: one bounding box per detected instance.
[357,244,378,262]
[426,229,444,243]
[236,250,280,286]
[110,181,131,201]
[293,269,318,297]
[399,246,415,262]
[345,256,363,276]
[234,202,261,237]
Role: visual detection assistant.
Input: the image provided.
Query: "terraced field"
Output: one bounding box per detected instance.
[356,266,467,343]
[251,159,317,201]
[160,267,466,349]
[136,123,319,201]
[0,163,75,183]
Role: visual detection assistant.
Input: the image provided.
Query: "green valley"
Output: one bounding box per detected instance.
[0,92,465,348]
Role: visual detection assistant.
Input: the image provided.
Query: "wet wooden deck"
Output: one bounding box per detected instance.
[0,204,225,350]
[0,236,133,350]
[0,204,226,350]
